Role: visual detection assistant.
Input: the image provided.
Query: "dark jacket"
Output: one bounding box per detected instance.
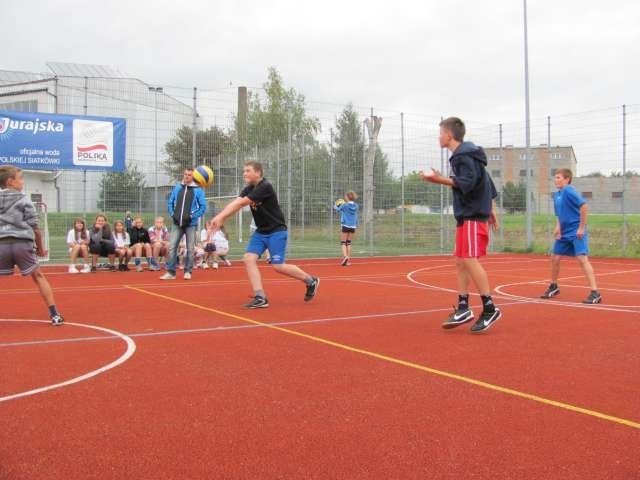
[129,226,151,245]
[449,141,497,224]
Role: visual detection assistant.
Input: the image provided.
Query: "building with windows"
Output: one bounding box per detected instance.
[484,145,577,214]
[484,145,638,213]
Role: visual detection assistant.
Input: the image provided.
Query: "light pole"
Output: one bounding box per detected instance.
[523,0,533,249]
[149,86,163,217]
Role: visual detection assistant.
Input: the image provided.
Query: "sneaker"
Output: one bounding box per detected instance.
[123,264,130,271]
[582,291,602,304]
[304,277,320,302]
[109,265,117,272]
[442,306,474,329]
[212,262,219,270]
[159,272,176,280]
[540,284,560,299]
[81,264,91,273]
[149,265,161,271]
[266,258,272,264]
[224,259,232,267]
[470,308,502,334]
[50,314,64,326]
[244,296,269,308]
[202,263,209,269]
[68,265,79,274]
[341,256,349,266]
[183,272,192,280]
[90,266,97,273]
[136,264,143,272]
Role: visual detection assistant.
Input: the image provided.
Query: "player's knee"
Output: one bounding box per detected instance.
[272,263,287,273]
[243,252,258,264]
[340,241,347,245]
[345,240,352,246]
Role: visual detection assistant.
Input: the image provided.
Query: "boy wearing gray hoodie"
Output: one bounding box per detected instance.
[0,166,63,325]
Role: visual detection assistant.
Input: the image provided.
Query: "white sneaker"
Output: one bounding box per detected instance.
[212,262,219,270]
[81,264,91,273]
[159,272,176,280]
[183,272,192,280]
[224,259,232,267]
[202,263,209,269]
[68,265,79,274]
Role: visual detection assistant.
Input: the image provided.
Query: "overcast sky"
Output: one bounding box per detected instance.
[2,0,638,121]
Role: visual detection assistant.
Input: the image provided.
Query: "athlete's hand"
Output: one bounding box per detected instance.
[489,211,499,231]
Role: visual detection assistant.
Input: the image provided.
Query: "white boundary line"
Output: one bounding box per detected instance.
[0,319,136,403]
[406,265,640,313]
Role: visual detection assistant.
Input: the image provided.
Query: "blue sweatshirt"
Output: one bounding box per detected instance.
[167,181,207,228]
[335,201,359,228]
[449,142,497,225]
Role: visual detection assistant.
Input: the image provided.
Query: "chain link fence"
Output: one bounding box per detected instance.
[1,69,638,262]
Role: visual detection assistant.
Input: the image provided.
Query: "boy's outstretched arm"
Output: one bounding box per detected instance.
[420,168,454,187]
[211,196,252,229]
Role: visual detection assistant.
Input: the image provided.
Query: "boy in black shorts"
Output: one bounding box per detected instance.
[0,166,63,325]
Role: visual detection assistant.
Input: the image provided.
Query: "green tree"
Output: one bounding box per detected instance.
[98,165,146,211]
[163,125,233,195]
[331,104,398,209]
[242,67,320,149]
[403,171,444,210]
[502,181,526,213]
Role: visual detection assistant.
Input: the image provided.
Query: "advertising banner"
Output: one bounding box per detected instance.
[0,111,126,171]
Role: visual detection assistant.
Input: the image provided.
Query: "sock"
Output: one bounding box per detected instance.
[255,289,266,299]
[134,258,141,266]
[48,305,59,317]
[458,294,469,310]
[481,295,495,313]
[550,282,558,288]
[146,257,153,265]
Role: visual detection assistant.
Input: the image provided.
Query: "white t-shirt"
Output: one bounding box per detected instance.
[213,231,229,251]
[67,229,88,246]
[114,232,131,248]
[200,228,213,244]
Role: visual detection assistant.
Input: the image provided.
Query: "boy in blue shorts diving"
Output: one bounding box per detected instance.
[210,161,319,308]
[0,166,64,325]
[540,168,601,304]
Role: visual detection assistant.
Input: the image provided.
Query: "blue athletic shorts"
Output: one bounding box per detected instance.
[246,230,288,264]
[553,234,589,256]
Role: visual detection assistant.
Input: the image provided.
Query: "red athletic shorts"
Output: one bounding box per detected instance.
[454,220,489,258]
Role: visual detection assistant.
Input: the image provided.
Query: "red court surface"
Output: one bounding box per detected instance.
[1,254,639,479]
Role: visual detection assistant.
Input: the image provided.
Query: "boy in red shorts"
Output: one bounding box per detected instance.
[421,117,501,333]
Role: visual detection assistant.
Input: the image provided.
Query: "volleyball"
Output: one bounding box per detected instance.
[335,198,346,207]
[193,165,214,188]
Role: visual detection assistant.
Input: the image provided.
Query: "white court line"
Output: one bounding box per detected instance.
[406,266,640,313]
[0,320,136,403]
[1,299,529,349]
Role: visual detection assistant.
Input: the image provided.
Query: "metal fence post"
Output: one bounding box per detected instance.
[400,112,405,246]
[622,104,627,256]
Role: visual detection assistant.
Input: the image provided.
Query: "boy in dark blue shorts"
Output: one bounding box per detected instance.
[211,161,319,308]
[540,168,601,304]
[0,166,64,325]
